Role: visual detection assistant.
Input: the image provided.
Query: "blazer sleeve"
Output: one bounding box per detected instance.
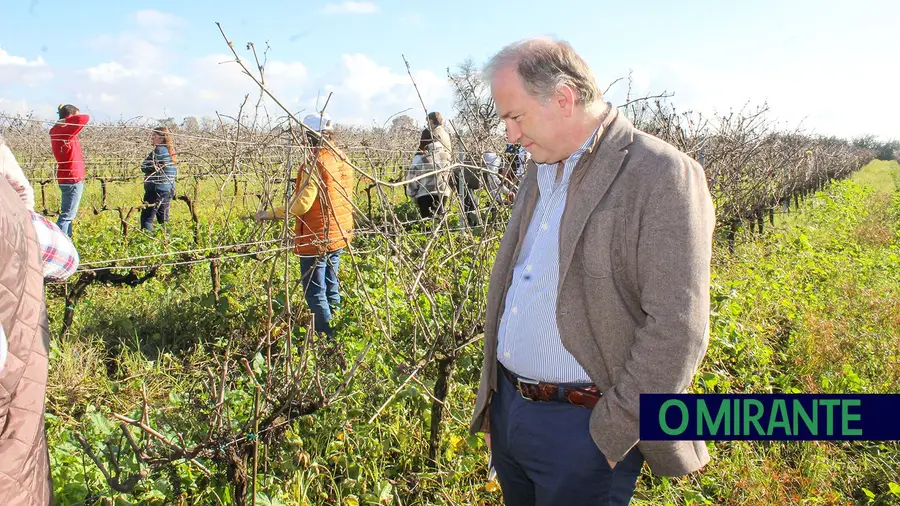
[590,155,715,462]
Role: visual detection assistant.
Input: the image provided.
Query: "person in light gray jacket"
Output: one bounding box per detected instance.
[405,125,453,219]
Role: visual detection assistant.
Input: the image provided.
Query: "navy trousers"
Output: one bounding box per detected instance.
[490,368,645,506]
[140,183,173,233]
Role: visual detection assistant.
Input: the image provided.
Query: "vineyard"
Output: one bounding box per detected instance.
[2,45,899,506]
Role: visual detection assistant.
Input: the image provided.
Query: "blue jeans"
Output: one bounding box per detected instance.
[490,367,644,505]
[299,249,343,337]
[57,182,84,237]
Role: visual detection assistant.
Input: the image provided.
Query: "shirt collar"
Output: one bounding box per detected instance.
[536,111,608,169]
[535,124,602,182]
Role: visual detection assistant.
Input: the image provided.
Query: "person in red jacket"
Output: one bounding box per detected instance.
[49,104,89,237]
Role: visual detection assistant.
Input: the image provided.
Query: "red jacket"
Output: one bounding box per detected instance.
[49,114,90,184]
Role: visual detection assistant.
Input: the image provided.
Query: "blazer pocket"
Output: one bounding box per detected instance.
[581,207,625,279]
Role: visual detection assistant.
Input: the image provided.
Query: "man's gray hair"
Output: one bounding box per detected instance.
[484,37,601,106]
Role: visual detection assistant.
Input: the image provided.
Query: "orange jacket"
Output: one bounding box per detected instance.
[289,146,355,256]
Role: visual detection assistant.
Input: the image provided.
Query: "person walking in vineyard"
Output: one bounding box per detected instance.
[254,113,355,342]
[405,127,453,219]
[50,103,90,238]
[469,38,715,505]
[140,125,178,233]
[423,111,452,154]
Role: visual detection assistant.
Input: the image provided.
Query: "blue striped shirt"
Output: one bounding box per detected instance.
[496,128,600,384]
[141,146,177,187]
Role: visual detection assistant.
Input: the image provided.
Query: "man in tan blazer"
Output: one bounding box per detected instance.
[469,38,715,505]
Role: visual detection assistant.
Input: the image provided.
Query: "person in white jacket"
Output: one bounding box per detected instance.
[405,127,452,219]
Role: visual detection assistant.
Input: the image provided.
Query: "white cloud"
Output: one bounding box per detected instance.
[266,61,310,84]
[16,45,449,130]
[66,53,309,121]
[87,34,167,70]
[134,9,187,28]
[161,75,187,89]
[600,58,900,141]
[0,48,53,86]
[0,49,46,67]
[0,10,452,133]
[84,61,143,83]
[307,53,451,127]
[0,98,56,119]
[134,9,187,44]
[321,2,379,15]
[84,10,186,71]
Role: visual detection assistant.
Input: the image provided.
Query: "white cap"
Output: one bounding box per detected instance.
[302,113,334,132]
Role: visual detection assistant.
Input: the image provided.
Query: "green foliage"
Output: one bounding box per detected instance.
[851,159,900,194]
[42,161,900,505]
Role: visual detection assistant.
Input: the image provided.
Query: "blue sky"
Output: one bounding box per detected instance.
[2,0,898,139]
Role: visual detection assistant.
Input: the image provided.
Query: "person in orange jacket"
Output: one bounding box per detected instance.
[255,113,355,338]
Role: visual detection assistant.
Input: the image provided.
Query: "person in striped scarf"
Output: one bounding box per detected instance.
[140,125,179,233]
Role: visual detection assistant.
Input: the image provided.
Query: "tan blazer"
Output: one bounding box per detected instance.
[469,106,716,477]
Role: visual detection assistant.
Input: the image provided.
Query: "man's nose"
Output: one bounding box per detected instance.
[504,120,521,144]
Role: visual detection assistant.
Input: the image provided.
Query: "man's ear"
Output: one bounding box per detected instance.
[555,85,577,117]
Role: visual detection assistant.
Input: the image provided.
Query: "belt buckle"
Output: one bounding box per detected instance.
[516,376,539,401]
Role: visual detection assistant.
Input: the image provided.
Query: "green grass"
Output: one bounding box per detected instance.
[851,159,900,194]
[634,170,900,505]
[43,159,900,505]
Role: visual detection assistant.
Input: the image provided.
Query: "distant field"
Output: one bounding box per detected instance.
[851,159,900,194]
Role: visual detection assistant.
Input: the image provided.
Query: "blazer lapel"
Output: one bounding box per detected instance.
[558,108,634,291]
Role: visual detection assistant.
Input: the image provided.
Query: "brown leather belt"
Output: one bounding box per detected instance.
[499,362,602,409]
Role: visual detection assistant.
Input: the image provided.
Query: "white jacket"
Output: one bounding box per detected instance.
[405,151,452,199]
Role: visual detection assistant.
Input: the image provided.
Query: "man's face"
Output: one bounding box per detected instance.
[491,66,566,164]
